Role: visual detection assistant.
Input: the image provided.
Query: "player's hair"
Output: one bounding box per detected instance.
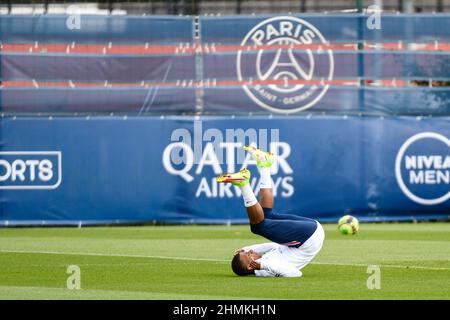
[231,254,253,276]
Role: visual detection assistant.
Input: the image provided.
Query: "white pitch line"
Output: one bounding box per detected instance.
[0,249,448,271]
[0,249,228,263]
[310,261,450,271]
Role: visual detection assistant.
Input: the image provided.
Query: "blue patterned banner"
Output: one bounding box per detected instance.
[0,116,448,225]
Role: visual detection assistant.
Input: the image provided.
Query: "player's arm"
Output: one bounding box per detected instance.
[257,260,302,277]
[239,242,280,254]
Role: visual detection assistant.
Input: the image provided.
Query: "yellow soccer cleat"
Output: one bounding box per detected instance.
[216,168,251,187]
[244,145,275,168]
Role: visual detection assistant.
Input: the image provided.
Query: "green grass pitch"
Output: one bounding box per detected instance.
[0,223,449,300]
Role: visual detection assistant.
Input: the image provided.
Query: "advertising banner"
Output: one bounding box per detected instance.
[0,116,448,225]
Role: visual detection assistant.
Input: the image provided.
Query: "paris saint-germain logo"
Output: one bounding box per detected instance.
[237,16,334,114]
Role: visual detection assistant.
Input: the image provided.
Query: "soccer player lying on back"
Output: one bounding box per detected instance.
[216,146,325,277]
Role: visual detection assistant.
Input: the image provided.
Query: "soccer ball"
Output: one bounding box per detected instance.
[338,215,359,235]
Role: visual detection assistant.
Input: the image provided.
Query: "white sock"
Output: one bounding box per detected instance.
[258,167,272,189]
[240,184,258,207]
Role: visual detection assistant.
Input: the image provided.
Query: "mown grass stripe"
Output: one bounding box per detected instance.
[1,249,448,271]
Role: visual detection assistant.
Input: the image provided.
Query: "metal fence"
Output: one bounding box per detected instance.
[1,0,450,15]
[1,14,449,116]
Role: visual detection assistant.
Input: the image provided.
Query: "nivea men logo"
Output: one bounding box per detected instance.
[395,132,450,205]
[237,16,334,114]
[0,151,62,189]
